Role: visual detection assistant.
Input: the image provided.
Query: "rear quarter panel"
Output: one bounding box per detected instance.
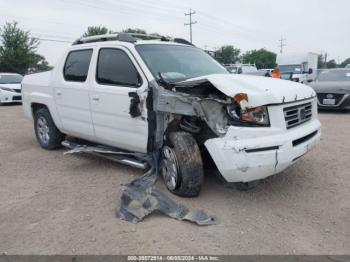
[22,71,63,129]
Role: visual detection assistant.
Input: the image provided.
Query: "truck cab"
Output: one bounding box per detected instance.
[277,52,318,84]
[22,33,321,197]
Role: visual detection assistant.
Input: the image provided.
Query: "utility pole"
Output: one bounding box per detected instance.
[184,8,197,43]
[278,37,286,54]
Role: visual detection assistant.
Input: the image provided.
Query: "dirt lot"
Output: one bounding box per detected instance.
[0,105,349,255]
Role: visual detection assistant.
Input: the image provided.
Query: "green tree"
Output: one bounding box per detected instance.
[340,58,350,68]
[241,48,276,69]
[215,46,240,64]
[326,59,337,68]
[123,28,147,34]
[0,21,51,74]
[83,26,111,37]
[318,54,326,69]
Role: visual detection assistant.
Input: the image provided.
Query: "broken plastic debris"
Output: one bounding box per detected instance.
[62,143,215,226]
[116,153,216,226]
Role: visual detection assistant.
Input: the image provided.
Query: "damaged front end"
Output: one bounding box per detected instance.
[150,73,320,183]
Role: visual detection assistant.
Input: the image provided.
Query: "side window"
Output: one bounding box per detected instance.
[96,48,141,87]
[63,49,93,82]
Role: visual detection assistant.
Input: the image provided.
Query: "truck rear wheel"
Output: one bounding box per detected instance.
[161,132,204,197]
[34,108,65,150]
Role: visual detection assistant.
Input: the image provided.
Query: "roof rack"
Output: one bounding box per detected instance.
[72,33,136,45]
[72,32,194,46]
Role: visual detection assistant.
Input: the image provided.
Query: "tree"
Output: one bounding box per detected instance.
[215,46,240,64]
[318,54,326,69]
[326,59,337,68]
[0,21,51,74]
[123,28,147,34]
[340,58,350,68]
[241,48,276,69]
[83,26,111,37]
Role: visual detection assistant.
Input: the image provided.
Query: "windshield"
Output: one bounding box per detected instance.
[316,70,350,82]
[0,74,23,84]
[135,44,228,82]
[279,64,302,74]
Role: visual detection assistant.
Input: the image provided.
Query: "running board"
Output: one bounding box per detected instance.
[61,140,148,169]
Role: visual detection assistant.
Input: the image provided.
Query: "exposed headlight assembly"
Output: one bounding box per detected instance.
[226,103,270,126]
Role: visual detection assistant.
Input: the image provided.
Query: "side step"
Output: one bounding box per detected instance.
[61,140,148,169]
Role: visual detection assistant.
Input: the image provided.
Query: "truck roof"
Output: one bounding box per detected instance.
[71,33,193,48]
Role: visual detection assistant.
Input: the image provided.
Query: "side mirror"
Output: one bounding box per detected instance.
[308,68,313,74]
[136,73,142,87]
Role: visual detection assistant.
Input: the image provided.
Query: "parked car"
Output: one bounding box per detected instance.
[0,73,23,104]
[309,69,350,110]
[22,33,321,197]
[259,69,274,76]
[225,64,258,74]
[345,64,350,68]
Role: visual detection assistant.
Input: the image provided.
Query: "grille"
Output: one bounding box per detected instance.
[317,93,344,105]
[284,102,312,129]
[12,96,22,101]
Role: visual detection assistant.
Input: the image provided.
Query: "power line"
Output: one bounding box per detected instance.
[184,8,197,43]
[278,37,286,54]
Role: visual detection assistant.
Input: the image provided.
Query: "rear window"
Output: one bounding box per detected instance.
[63,49,93,82]
[0,74,23,84]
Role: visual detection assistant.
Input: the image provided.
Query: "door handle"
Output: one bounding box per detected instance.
[92,95,100,102]
[56,90,62,96]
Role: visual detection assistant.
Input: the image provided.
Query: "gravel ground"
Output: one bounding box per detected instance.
[0,105,349,255]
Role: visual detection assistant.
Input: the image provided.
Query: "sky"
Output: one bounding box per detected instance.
[0,0,349,66]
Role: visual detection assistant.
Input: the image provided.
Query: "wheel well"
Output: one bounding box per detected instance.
[31,103,48,116]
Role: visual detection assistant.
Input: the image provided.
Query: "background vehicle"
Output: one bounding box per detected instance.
[310,68,350,110]
[225,64,258,74]
[276,52,318,83]
[345,64,350,68]
[0,73,23,104]
[22,33,321,197]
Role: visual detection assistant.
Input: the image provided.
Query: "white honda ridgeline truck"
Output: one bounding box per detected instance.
[22,33,321,197]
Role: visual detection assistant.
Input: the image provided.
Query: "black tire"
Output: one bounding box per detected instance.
[34,108,65,150]
[161,132,204,197]
[235,180,260,191]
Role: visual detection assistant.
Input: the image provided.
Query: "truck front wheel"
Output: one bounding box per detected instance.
[161,132,204,197]
[34,108,65,150]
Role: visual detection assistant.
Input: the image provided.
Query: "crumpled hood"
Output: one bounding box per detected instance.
[176,74,316,108]
[0,83,21,90]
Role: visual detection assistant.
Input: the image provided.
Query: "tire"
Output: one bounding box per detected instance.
[161,132,204,197]
[235,180,260,191]
[34,108,65,150]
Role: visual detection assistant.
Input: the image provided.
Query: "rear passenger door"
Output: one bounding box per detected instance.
[54,48,95,140]
[89,46,149,153]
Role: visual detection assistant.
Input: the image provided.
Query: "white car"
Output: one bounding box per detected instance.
[0,73,23,104]
[22,33,321,196]
[225,64,258,74]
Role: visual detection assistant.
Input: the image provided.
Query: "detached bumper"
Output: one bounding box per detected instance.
[0,90,22,103]
[205,118,321,183]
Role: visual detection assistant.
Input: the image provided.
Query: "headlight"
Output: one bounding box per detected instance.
[226,104,270,126]
[0,87,15,92]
